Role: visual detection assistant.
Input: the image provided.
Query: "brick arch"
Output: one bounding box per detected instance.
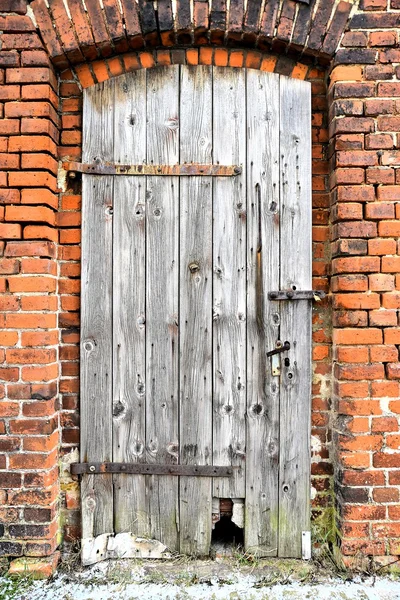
[30,0,353,73]
[67,46,325,90]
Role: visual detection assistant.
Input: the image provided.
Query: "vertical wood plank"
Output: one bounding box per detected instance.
[279,76,312,558]
[145,66,180,551]
[179,65,213,555]
[212,67,246,501]
[81,81,114,548]
[112,71,148,537]
[245,69,280,557]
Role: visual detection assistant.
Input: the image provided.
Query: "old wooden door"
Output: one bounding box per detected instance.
[77,65,311,565]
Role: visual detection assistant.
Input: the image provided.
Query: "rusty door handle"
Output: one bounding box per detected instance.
[266,341,291,357]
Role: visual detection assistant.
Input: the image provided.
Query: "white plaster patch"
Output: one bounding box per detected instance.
[231,499,244,530]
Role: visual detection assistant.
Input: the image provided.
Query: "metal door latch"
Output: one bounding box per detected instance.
[268,290,326,301]
[266,341,291,357]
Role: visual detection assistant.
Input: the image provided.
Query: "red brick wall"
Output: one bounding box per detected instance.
[329,1,400,566]
[0,2,60,564]
[0,0,399,572]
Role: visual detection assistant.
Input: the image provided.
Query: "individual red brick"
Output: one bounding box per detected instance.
[371,345,398,362]
[214,48,228,67]
[377,186,399,201]
[21,364,58,383]
[0,154,19,170]
[20,50,50,66]
[0,224,21,239]
[336,346,369,363]
[23,226,58,242]
[21,296,57,312]
[342,505,385,521]
[0,365,20,382]
[5,102,58,123]
[333,310,368,328]
[0,120,20,135]
[7,276,56,293]
[340,433,382,451]
[382,292,400,308]
[365,65,393,80]
[5,312,56,329]
[374,453,400,468]
[370,309,397,326]
[334,221,377,238]
[334,328,382,345]
[378,82,400,96]
[21,331,58,347]
[365,99,395,116]
[387,363,400,379]
[21,85,59,107]
[380,49,400,63]
[337,186,375,203]
[379,221,400,236]
[370,30,398,46]
[369,273,395,291]
[336,151,378,167]
[332,257,380,274]
[8,136,57,154]
[367,168,394,185]
[382,256,400,272]
[333,293,380,309]
[368,238,396,255]
[6,349,56,365]
[5,206,55,226]
[332,203,363,221]
[366,134,394,150]
[21,154,58,175]
[381,151,400,166]
[333,168,365,185]
[4,241,56,258]
[6,68,56,86]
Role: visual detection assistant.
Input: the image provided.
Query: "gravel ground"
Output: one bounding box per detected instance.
[2,558,400,600]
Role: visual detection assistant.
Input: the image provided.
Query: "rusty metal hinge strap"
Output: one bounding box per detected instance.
[65,162,242,177]
[268,290,326,301]
[71,462,234,476]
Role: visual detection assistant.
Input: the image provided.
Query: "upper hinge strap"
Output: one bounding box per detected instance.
[65,162,242,177]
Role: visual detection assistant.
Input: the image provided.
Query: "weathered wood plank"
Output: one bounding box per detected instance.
[145,66,180,551]
[179,65,213,556]
[81,81,114,547]
[278,76,312,558]
[112,70,148,538]
[245,69,280,557]
[212,67,246,501]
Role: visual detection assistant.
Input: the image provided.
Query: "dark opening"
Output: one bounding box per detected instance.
[211,499,244,552]
[212,516,244,546]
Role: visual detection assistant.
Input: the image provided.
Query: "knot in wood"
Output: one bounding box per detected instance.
[188,262,200,274]
[165,116,179,131]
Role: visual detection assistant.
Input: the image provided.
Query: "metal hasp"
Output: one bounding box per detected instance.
[266,341,291,358]
[268,290,326,301]
[71,462,234,476]
[65,161,242,177]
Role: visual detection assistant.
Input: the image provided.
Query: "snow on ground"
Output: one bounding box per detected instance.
[3,558,400,600]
